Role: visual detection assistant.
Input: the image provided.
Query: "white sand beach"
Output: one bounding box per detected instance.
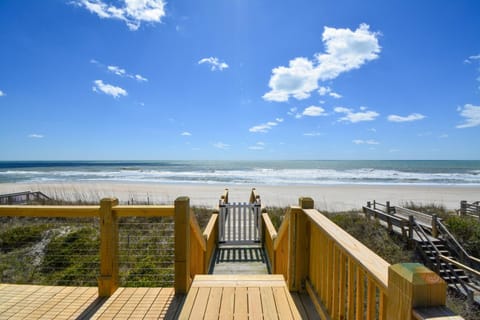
[0,182,478,212]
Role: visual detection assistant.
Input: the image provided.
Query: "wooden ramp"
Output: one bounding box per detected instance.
[178,275,302,319]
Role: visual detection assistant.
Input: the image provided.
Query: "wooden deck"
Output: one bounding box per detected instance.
[0,284,182,319]
[178,275,304,319]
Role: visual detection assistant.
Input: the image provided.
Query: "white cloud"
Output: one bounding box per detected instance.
[318,86,342,99]
[334,106,379,123]
[107,65,126,76]
[288,107,303,119]
[249,118,283,133]
[263,23,380,102]
[465,54,480,64]
[92,80,127,98]
[249,122,279,133]
[304,132,323,136]
[0,90,4,97]
[303,106,326,117]
[439,134,449,138]
[388,113,426,122]
[353,139,379,145]
[107,64,148,82]
[263,57,318,101]
[213,142,230,149]
[181,132,191,136]
[457,104,480,128]
[249,142,265,150]
[75,0,166,31]
[135,74,148,82]
[28,134,44,139]
[198,57,229,71]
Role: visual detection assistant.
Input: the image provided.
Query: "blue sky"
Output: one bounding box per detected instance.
[0,0,479,160]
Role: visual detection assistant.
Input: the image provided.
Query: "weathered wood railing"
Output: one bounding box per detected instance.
[460,200,480,219]
[263,197,462,320]
[0,197,198,296]
[0,191,51,204]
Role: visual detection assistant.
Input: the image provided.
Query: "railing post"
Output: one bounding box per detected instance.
[387,263,447,320]
[386,201,391,214]
[175,196,190,294]
[288,197,312,291]
[431,214,438,238]
[460,200,467,216]
[98,197,119,297]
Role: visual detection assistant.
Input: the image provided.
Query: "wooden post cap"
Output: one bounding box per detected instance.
[299,197,314,209]
[388,263,446,319]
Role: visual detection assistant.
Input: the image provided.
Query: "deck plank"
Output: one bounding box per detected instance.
[0,285,182,320]
[219,287,235,319]
[234,287,248,320]
[204,287,223,320]
[247,287,263,320]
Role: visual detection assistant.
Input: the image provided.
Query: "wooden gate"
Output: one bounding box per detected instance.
[218,201,262,245]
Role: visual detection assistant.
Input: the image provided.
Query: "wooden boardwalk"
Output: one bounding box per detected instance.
[178,275,305,319]
[0,284,182,319]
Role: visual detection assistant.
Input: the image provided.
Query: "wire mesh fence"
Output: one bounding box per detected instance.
[118,216,175,287]
[1,215,176,288]
[0,217,100,286]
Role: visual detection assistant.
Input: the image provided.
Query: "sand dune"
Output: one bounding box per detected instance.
[1,182,479,212]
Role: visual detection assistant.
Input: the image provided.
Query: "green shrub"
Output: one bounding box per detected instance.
[0,225,49,253]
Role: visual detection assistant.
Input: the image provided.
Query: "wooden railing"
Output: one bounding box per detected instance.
[460,200,480,218]
[0,190,51,204]
[189,210,218,278]
[0,197,193,296]
[263,197,462,320]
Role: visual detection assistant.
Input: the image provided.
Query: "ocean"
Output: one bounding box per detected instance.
[1,160,479,186]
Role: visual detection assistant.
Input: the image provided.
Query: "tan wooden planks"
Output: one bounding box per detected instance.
[178,274,303,319]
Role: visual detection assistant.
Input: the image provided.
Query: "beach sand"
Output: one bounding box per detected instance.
[0,182,478,211]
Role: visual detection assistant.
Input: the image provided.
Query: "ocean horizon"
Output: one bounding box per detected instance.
[1,160,479,186]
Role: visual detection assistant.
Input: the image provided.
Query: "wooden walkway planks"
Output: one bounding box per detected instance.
[0,285,182,320]
[178,275,302,319]
[0,284,98,319]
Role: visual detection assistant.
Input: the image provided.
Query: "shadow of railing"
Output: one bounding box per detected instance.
[215,247,266,263]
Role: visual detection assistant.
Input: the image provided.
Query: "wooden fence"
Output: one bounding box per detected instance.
[460,200,480,219]
[263,197,461,320]
[0,197,214,296]
[0,191,51,204]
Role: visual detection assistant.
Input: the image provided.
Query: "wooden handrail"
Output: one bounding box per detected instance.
[274,208,291,251]
[190,213,206,252]
[114,205,174,217]
[203,213,218,241]
[203,213,218,273]
[249,187,260,204]
[440,255,480,278]
[262,213,277,240]
[0,205,99,217]
[0,205,175,218]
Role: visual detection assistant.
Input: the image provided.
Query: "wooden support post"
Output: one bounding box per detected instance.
[287,197,312,291]
[431,214,438,238]
[408,215,415,248]
[387,263,447,320]
[98,198,119,297]
[175,196,191,294]
[386,201,391,214]
[460,200,467,216]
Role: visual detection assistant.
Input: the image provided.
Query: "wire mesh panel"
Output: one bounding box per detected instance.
[118,216,174,287]
[0,217,100,286]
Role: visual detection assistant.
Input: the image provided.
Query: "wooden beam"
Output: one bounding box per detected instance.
[175,197,191,294]
[98,198,119,297]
